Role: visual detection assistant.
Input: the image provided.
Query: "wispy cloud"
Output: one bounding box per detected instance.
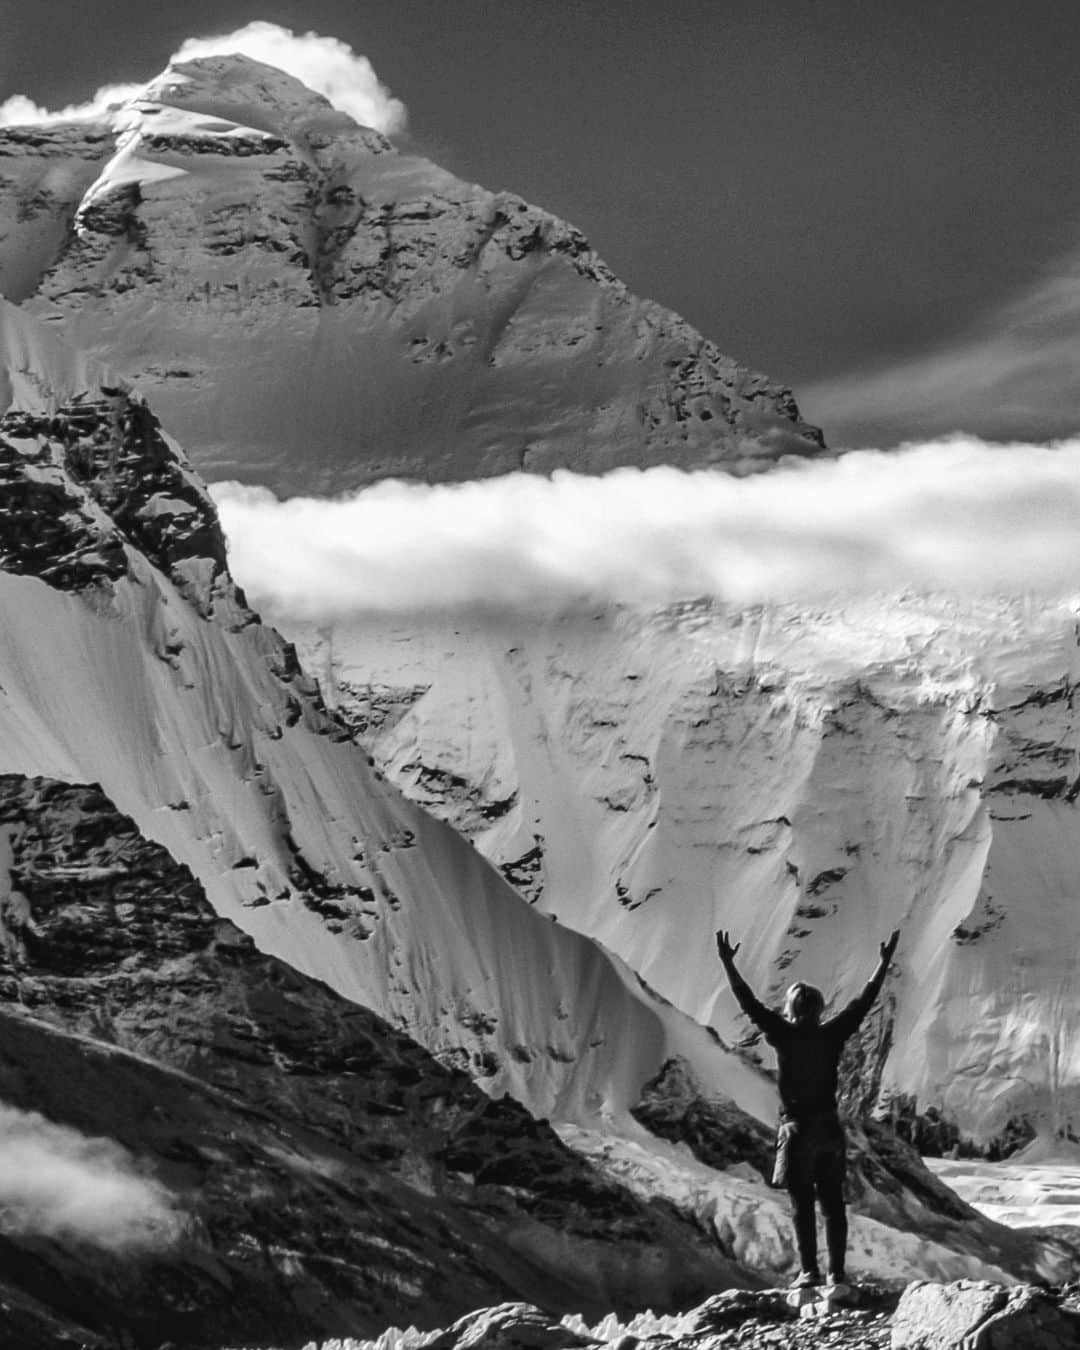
[0,1103,180,1251]
[804,250,1080,448]
[0,87,144,128]
[0,22,406,133]
[211,439,1080,620]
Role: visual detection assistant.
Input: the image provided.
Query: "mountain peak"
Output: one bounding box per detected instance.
[127,52,365,142]
[1,55,821,490]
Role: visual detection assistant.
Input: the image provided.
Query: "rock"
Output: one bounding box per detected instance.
[891,1281,1080,1349]
[425,1303,592,1350]
[681,1288,796,1334]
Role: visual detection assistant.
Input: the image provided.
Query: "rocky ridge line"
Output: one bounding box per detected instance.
[2,54,825,490]
[243,1280,1080,1350]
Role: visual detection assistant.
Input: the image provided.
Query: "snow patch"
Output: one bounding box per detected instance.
[928,1147,1080,1231]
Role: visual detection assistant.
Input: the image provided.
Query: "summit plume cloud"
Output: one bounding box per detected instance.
[0,22,406,133]
[211,438,1080,621]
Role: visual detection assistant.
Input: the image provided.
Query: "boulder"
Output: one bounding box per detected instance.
[891,1281,1080,1349]
[680,1288,795,1334]
[424,1303,593,1350]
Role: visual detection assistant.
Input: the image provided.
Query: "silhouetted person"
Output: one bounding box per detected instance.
[715,927,900,1289]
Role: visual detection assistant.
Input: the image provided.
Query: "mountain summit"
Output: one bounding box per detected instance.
[0,53,824,492]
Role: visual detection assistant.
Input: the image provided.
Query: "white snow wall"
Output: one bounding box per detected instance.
[291,599,1080,1146]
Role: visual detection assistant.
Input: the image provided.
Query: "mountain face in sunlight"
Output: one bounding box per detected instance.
[0,55,822,494]
[1,47,1079,1348]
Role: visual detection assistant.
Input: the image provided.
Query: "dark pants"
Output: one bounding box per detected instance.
[776,1116,848,1278]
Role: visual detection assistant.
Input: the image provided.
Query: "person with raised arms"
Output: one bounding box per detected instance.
[715,927,901,1291]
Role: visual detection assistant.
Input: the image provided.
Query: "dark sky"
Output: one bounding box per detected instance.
[5,0,1080,437]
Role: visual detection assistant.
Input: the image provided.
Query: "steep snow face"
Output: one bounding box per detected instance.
[289,598,1080,1146]
[0,330,777,1134]
[0,298,112,414]
[0,55,823,492]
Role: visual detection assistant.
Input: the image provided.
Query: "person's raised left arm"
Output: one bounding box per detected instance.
[827,929,900,1040]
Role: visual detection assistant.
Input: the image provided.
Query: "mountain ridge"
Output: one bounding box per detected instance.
[0,53,824,493]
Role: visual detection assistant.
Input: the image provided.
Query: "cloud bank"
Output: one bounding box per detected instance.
[805,250,1080,449]
[0,1103,180,1251]
[211,438,1080,620]
[0,22,406,133]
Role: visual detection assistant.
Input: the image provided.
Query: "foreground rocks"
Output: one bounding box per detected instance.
[300,1283,1080,1350]
[891,1281,1080,1349]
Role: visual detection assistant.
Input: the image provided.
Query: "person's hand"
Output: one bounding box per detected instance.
[880,929,900,962]
[716,930,740,964]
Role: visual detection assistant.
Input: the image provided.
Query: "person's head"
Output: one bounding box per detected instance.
[784,981,825,1026]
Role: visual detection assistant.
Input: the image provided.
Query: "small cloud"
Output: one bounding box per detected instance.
[0,22,406,133]
[210,440,1080,621]
[0,1102,181,1251]
[170,22,406,133]
[0,85,144,128]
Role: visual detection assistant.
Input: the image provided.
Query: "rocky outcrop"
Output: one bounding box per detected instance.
[1,55,824,491]
[0,392,227,610]
[630,1057,775,1178]
[891,1281,1080,1350]
[289,1283,1080,1350]
[424,1304,593,1350]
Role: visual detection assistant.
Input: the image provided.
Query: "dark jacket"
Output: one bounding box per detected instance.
[724,959,888,1124]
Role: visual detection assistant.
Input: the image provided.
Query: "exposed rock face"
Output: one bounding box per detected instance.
[424,1303,593,1350]
[630,1057,775,1179]
[0,392,225,606]
[298,1284,903,1350]
[0,55,824,491]
[0,124,113,305]
[891,1281,1080,1350]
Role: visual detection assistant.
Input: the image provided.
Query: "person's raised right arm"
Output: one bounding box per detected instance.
[826,929,900,1041]
[716,930,787,1041]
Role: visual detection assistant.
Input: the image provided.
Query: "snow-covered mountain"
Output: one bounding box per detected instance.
[2,48,1079,1341]
[294,596,1080,1150]
[4,47,1078,1151]
[0,298,777,1131]
[0,55,822,493]
[0,302,1060,1328]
